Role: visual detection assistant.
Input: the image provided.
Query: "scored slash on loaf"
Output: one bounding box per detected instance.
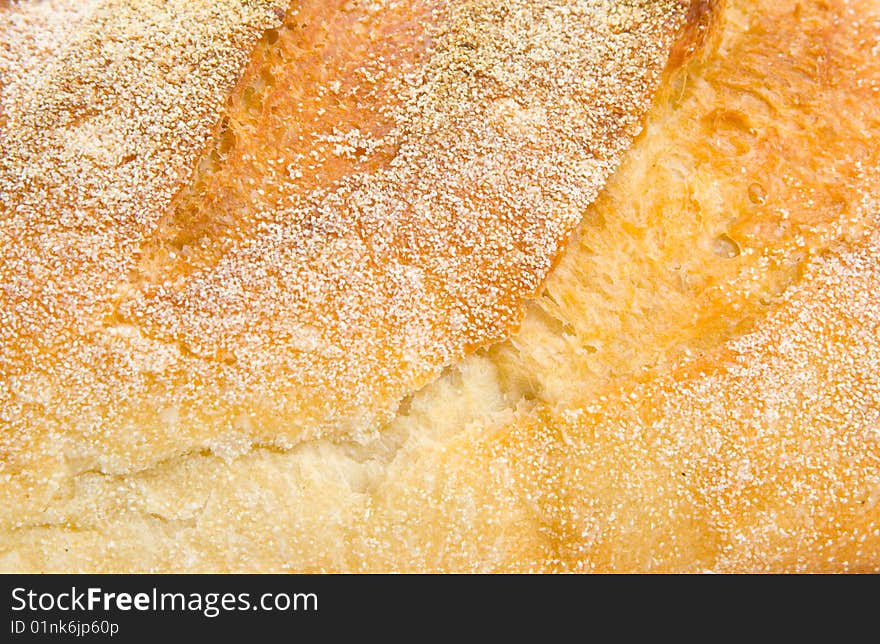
[0,1,704,512]
[7,0,878,572]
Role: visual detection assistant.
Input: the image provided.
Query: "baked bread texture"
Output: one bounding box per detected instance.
[1,0,879,572]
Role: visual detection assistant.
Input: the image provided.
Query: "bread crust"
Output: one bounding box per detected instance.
[0,0,698,522]
[3,0,880,572]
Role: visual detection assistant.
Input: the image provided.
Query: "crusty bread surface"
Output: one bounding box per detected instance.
[0,0,697,505]
[1,0,880,572]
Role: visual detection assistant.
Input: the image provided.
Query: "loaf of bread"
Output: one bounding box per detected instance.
[1,0,878,572]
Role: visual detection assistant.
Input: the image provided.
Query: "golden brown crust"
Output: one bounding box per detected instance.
[0,0,696,510]
[0,0,288,521]
[665,0,723,69]
[3,0,880,573]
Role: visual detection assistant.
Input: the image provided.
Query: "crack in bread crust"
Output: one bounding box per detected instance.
[6,0,878,573]
[0,0,701,509]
